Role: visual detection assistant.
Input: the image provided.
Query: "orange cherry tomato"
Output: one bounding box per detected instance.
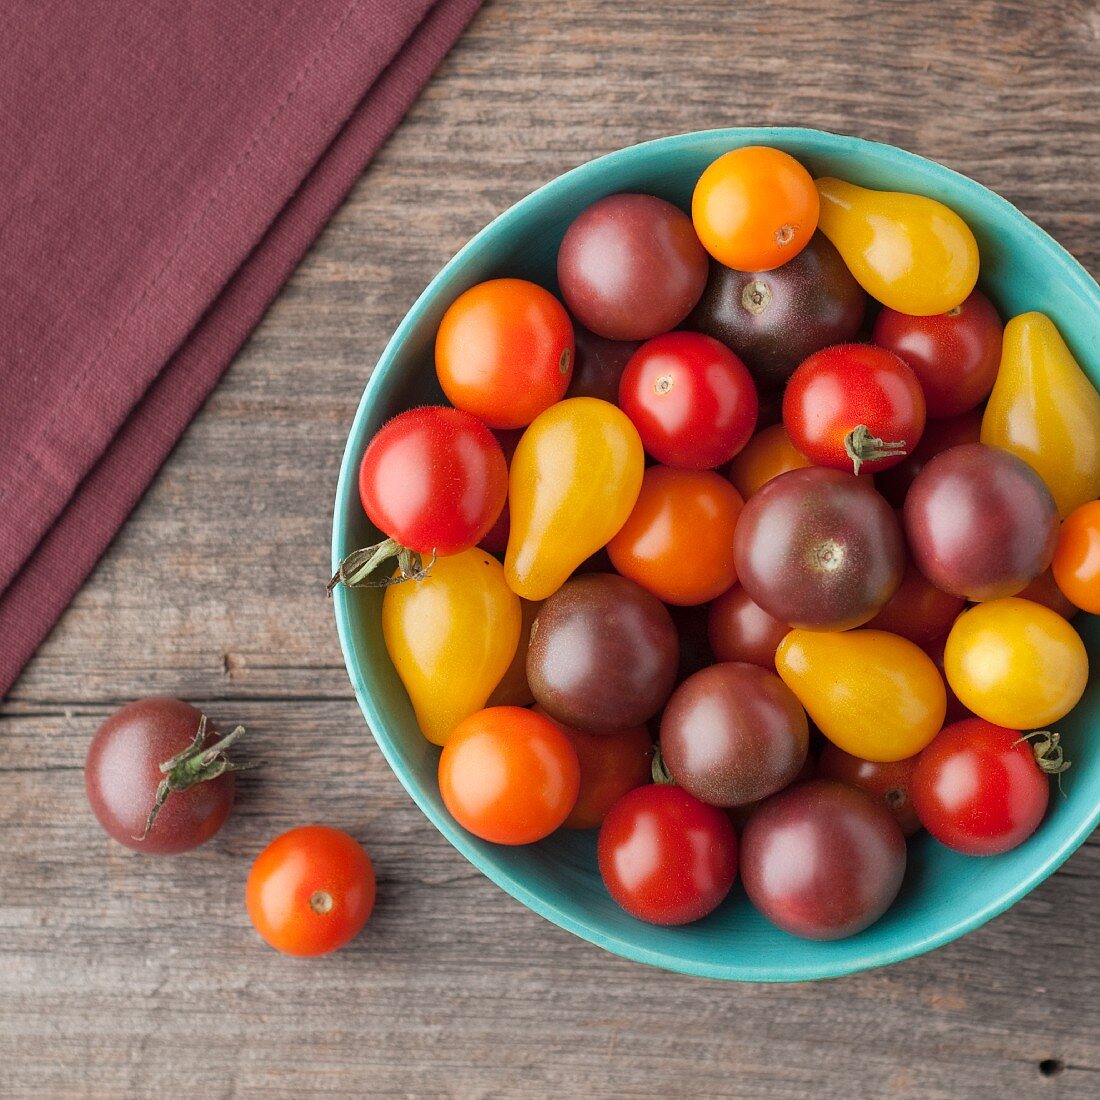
[692,146,819,272]
[435,278,574,429]
[607,466,744,605]
[727,423,812,498]
[1052,500,1100,613]
[534,707,652,830]
[246,826,375,957]
[438,707,580,844]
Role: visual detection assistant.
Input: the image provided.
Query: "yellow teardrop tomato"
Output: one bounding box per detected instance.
[944,597,1087,729]
[382,549,521,746]
[505,397,644,600]
[815,177,979,315]
[776,628,946,762]
[981,312,1100,517]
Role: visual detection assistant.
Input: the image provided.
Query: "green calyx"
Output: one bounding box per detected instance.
[327,537,435,594]
[843,424,908,476]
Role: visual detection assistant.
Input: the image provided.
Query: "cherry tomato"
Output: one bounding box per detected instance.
[356,406,507,557]
[567,326,640,403]
[866,559,965,648]
[871,290,1002,418]
[1052,499,1100,613]
[598,784,738,925]
[246,826,375,957]
[944,598,1088,729]
[783,344,926,475]
[727,423,811,499]
[875,408,982,508]
[817,744,922,836]
[707,584,790,670]
[912,719,1053,855]
[607,466,744,605]
[534,708,652,831]
[435,278,574,429]
[1017,568,1079,620]
[438,707,580,845]
[691,146,819,272]
[619,332,758,468]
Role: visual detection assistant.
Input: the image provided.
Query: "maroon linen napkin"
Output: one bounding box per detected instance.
[0,0,483,696]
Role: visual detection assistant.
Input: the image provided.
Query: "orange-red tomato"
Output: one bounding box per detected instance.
[727,423,812,499]
[438,707,580,844]
[435,278,574,429]
[692,147,819,271]
[246,826,375,957]
[1016,568,1079,619]
[1052,499,1100,613]
[534,708,652,830]
[867,559,965,648]
[607,466,744,605]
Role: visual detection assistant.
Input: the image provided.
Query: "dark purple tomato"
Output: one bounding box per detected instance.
[566,326,640,402]
[903,443,1059,601]
[686,232,866,387]
[557,193,709,341]
[741,779,907,940]
[817,743,922,836]
[876,408,982,508]
[707,584,790,670]
[527,573,680,732]
[660,663,809,807]
[85,698,245,855]
[732,467,905,631]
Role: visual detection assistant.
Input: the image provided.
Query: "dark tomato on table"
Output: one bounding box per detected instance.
[903,442,1059,601]
[85,698,244,854]
[435,278,574,429]
[707,584,790,670]
[359,406,507,556]
[527,573,680,732]
[866,558,965,648]
[872,289,1002,418]
[732,467,905,631]
[686,232,866,387]
[534,708,652,830]
[875,408,983,508]
[598,784,738,925]
[911,719,1053,855]
[557,193,708,341]
[783,343,926,475]
[660,663,809,807]
[246,825,375,957]
[741,779,907,940]
[618,331,758,468]
[817,743,922,836]
[478,428,523,555]
[566,326,640,403]
[607,466,744,605]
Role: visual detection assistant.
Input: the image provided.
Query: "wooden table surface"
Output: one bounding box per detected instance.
[4,2,1100,1096]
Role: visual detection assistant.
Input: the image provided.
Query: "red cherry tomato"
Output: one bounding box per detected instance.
[359,406,507,556]
[618,332,758,468]
[911,719,1053,855]
[866,559,965,648]
[875,408,982,508]
[872,290,1003,418]
[817,743,922,836]
[707,584,790,670]
[598,784,738,925]
[783,344,926,474]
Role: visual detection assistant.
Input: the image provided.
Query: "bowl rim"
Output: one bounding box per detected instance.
[332,125,1100,982]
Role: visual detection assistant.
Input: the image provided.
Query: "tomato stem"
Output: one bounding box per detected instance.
[1016,730,1072,793]
[651,745,675,786]
[843,424,908,476]
[327,538,435,593]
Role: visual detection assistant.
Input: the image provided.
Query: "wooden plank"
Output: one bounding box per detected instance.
[3,0,1100,1095]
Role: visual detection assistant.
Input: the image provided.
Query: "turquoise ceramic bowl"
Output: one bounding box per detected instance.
[332,127,1100,981]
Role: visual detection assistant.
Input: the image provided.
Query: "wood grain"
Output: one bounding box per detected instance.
[3,1,1100,1095]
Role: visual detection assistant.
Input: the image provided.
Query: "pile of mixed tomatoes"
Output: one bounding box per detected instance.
[332,145,1100,941]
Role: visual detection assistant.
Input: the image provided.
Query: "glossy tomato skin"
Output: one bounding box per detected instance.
[607,466,744,605]
[435,278,574,428]
[732,467,904,631]
[872,289,1003,418]
[817,744,922,836]
[911,719,1049,855]
[359,407,507,555]
[567,326,640,403]
[619,332,758,468]
[660,663,809,807]
[741,779,907,941]
[598,784,738,925]
[557,193,708,341]
[1052,499,1100,614]
[707,585,790,670]
[246,826,375,957]
[727,423,812,499]
[903,443,1059,600]
[687,233,865,387]
[866,559,965,648]
[85,699,234,855]
[876,408,983,508]
[527,574,679,732]
[783,344,926,474]
[438,707,580,845]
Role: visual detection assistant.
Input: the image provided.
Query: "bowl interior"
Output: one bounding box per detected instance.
[333,127,1100,981]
